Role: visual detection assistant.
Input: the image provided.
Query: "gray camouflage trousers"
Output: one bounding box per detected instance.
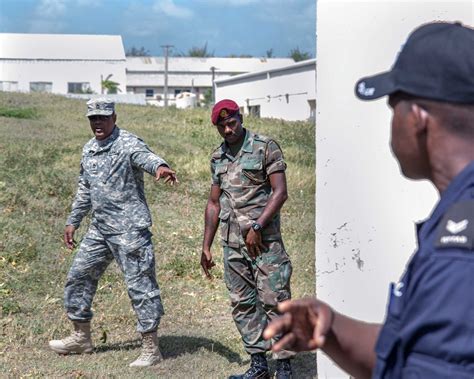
[223,237,295,359]
[64,224,164,333]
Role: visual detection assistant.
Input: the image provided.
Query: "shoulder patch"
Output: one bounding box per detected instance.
[434,200,474,250]
[120,129,139,141]
[210,144,224,160]
[253,133,271,143]
[83,138,96,153]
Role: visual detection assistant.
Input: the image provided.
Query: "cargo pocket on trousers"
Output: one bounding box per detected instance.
[219,209,230,244]
[121,242,155,280]
[269,259,292,302]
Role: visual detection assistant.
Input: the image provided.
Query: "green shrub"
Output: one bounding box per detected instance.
[0,106,37,119]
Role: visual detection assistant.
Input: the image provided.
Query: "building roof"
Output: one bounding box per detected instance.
[214,58,316,86]
[126,57,295,74]
[126,73,236,88]
[0,33,126,60]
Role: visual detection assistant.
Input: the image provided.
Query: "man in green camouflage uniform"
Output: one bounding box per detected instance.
[49,98,178,367]
[201,99,294,379]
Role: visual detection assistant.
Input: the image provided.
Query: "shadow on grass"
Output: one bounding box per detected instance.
[94,334,242,364]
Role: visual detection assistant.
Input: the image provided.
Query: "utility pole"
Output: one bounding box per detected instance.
[161,45,174,108]
[210,66,217,105]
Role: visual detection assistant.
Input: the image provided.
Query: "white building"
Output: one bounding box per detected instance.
[126,57,295,106]
[0,33,127,95]
[214,59,316,121]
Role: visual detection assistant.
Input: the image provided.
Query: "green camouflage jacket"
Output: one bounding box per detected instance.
[210,129,287,248]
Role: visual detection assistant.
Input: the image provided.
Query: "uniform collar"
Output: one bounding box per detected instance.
[439,160,474,202]
[241,129,254,153]
[221,128,253,158]
[90,126,119,153]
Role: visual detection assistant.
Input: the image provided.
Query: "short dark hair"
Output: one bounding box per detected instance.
[390,91,474,139]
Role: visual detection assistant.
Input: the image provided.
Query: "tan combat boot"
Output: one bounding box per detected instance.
[49,321,94,354]
[129,331,163,367]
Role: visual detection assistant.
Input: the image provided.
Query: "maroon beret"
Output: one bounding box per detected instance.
[211,99,240,125]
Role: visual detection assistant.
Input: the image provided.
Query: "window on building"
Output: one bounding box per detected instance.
[248,105,261,118]
[68,82,92,94]
[0,81,18,92]
[174,88,192,97]
[145,89,154,97]
[30,82,52,93]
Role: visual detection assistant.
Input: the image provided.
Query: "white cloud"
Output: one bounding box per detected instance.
[75,0,101,6]
[123,2,167,37]
[257,1,315,27]
[36,0,67,18]
[152,0,194,19]
[125,21,162,38]
[198,0,286,6]
[28,0,104,33]
[28,0,67,32]
[219,0,258,5]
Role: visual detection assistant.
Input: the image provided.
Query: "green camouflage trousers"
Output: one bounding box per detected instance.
[223,238,295,359]
[64,224,164,333]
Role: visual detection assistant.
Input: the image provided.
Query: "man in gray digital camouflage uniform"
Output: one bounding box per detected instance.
[49,98,177,367]
[201,99,294,379]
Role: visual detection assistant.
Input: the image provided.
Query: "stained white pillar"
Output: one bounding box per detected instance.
[315,1,474,377]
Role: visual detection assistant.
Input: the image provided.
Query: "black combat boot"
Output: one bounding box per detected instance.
[228,353,270,379]
[275,359,292,379]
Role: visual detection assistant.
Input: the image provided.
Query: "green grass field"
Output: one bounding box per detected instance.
[0,92,316,378]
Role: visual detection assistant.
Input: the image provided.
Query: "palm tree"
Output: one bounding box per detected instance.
[187,42,214,57]
[289,47,312,62]
[101,74,121,94]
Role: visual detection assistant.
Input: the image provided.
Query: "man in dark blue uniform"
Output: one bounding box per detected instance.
[263,21,474,378]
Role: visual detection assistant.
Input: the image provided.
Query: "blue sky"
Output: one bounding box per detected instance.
[0,0,316,58]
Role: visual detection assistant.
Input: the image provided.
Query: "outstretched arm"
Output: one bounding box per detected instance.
[130,139,178,184]
[264,298,381,379]
[155,165,178,185]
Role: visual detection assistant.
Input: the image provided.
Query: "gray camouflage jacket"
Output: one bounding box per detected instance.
[66,126,167,234]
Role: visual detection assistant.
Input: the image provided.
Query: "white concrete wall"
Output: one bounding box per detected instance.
[215,63,316,121]
[315,1,473,378]
[0,60,126,94]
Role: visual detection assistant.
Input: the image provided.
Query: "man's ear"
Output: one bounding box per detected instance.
[411,103,429,134]
[239,113,243,124]
[113,113,117,123]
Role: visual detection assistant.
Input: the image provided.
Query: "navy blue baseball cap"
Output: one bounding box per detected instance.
[355,22,474,103]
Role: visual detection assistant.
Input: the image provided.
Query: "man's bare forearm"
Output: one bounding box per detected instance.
[322,312,381,379]
[202,199,220,251]
[256,172,288,227]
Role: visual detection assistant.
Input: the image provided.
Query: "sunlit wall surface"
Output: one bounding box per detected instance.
[315,1,473,377]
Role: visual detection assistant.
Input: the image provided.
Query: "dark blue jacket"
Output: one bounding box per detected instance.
[373,161,474,379]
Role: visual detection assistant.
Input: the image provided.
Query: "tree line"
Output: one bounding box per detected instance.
[125,44,312,62]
